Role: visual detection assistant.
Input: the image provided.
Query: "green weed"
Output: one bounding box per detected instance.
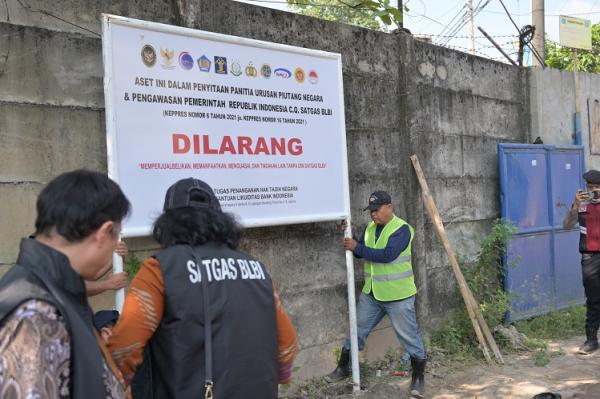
[123,253,142,277]
[431,219,516,361]
[533,350,550,367]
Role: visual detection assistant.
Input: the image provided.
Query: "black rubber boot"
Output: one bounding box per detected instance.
[578,327,599,354]
[324,347,350,383]
[410,357,426,398]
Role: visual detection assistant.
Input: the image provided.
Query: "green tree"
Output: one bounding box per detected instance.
[286,0,405,31]
[545,22,600,72]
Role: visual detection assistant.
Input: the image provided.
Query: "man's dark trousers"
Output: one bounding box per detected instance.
[582,253,600,330]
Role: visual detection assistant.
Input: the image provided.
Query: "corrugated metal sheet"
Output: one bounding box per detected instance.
[498,144,585,321]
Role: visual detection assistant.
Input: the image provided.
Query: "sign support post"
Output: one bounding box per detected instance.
[344,218,360,392]
[113,251,125,311]
[573,48,583,145]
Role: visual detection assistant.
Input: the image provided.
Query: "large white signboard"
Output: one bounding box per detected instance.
[102,15,350,236]
[559,15,592,50]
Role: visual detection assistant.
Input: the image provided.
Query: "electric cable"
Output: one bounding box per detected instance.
[436,4,467,39]
[438,0,491,47]
[15,0,100,36]
[497,0,545,66]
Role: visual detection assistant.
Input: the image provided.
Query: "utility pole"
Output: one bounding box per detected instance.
[532,0,545,66]
[467,0,475,54]
[398,0,403,28]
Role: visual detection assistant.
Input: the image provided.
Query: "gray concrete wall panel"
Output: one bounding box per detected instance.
[413,41,526,103]
[0,23,103,107]
[0,0,178,37]
[0,182,41,264]
[0,102,106,181]
[410,89,526,139]
[529,66,600,171]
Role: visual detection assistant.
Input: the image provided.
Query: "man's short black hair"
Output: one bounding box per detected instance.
[35,169,131,242]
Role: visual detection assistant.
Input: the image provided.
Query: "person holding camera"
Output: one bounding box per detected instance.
[564,169,600,354]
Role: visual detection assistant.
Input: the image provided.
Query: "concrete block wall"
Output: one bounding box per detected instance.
[530,66,600,171]
[404,41,529,328]
[0,0,531,382]
[200,1,414,376]
[0,0,180,313]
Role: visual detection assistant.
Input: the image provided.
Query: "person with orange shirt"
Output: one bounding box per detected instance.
[108,178,297,399]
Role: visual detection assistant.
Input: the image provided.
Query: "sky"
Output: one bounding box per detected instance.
[235,0,600,64]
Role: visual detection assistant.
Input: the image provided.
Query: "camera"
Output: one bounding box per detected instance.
[579,189,600,202]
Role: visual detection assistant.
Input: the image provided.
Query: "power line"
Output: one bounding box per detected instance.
[420,2,463,31]
[437,4,467,39]
[588,0,600,18]
[404,0,427,23]
[405,11,448,29]
[481,9,600,17]
[497,0,545,67]
[15,0,100,36]
[413,33,515,39]
[438,7,470,45]
[438,0,491,46]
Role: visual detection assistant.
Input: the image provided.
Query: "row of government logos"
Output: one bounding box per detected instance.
[141,45,318,84]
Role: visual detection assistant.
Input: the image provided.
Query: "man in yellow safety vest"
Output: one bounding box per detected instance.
[325,191,427,399]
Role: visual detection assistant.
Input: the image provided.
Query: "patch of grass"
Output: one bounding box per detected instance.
[284,376,330,399]
[513,305,586,340]
[524,338,548,351]
[533,350,550,367]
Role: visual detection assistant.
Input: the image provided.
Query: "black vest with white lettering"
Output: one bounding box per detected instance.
[151,243,278,399]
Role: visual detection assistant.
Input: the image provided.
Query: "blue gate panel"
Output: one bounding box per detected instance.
[499,144,585,322]
[506,233,554,320]
[553,230,585,309]
[551,150,585,228]
[503,150,550,230]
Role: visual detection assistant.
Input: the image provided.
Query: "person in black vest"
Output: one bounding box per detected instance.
[108,177,297,399]
[0,169,130,398]
[564,169,600,354]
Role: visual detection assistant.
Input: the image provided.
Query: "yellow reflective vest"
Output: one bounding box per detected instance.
[362,215,416,301]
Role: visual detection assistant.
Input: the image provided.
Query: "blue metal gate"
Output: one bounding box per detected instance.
[498,144,585,321]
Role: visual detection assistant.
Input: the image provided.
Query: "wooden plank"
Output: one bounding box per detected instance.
[410,155,504,364]
[410,154,493,364]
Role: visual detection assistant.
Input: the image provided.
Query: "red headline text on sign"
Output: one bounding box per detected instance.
[172,133,303,156]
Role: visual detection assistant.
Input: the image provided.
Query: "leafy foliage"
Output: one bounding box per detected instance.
[431,220,516,360]
[287,0,406,31]
[123,253,142,277]
[545,22,600,72]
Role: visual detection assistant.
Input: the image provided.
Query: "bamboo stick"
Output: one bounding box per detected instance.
[410,155,493,363]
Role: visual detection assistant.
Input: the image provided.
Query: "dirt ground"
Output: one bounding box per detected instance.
[311,336,600,399]
[425,336,600,399]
